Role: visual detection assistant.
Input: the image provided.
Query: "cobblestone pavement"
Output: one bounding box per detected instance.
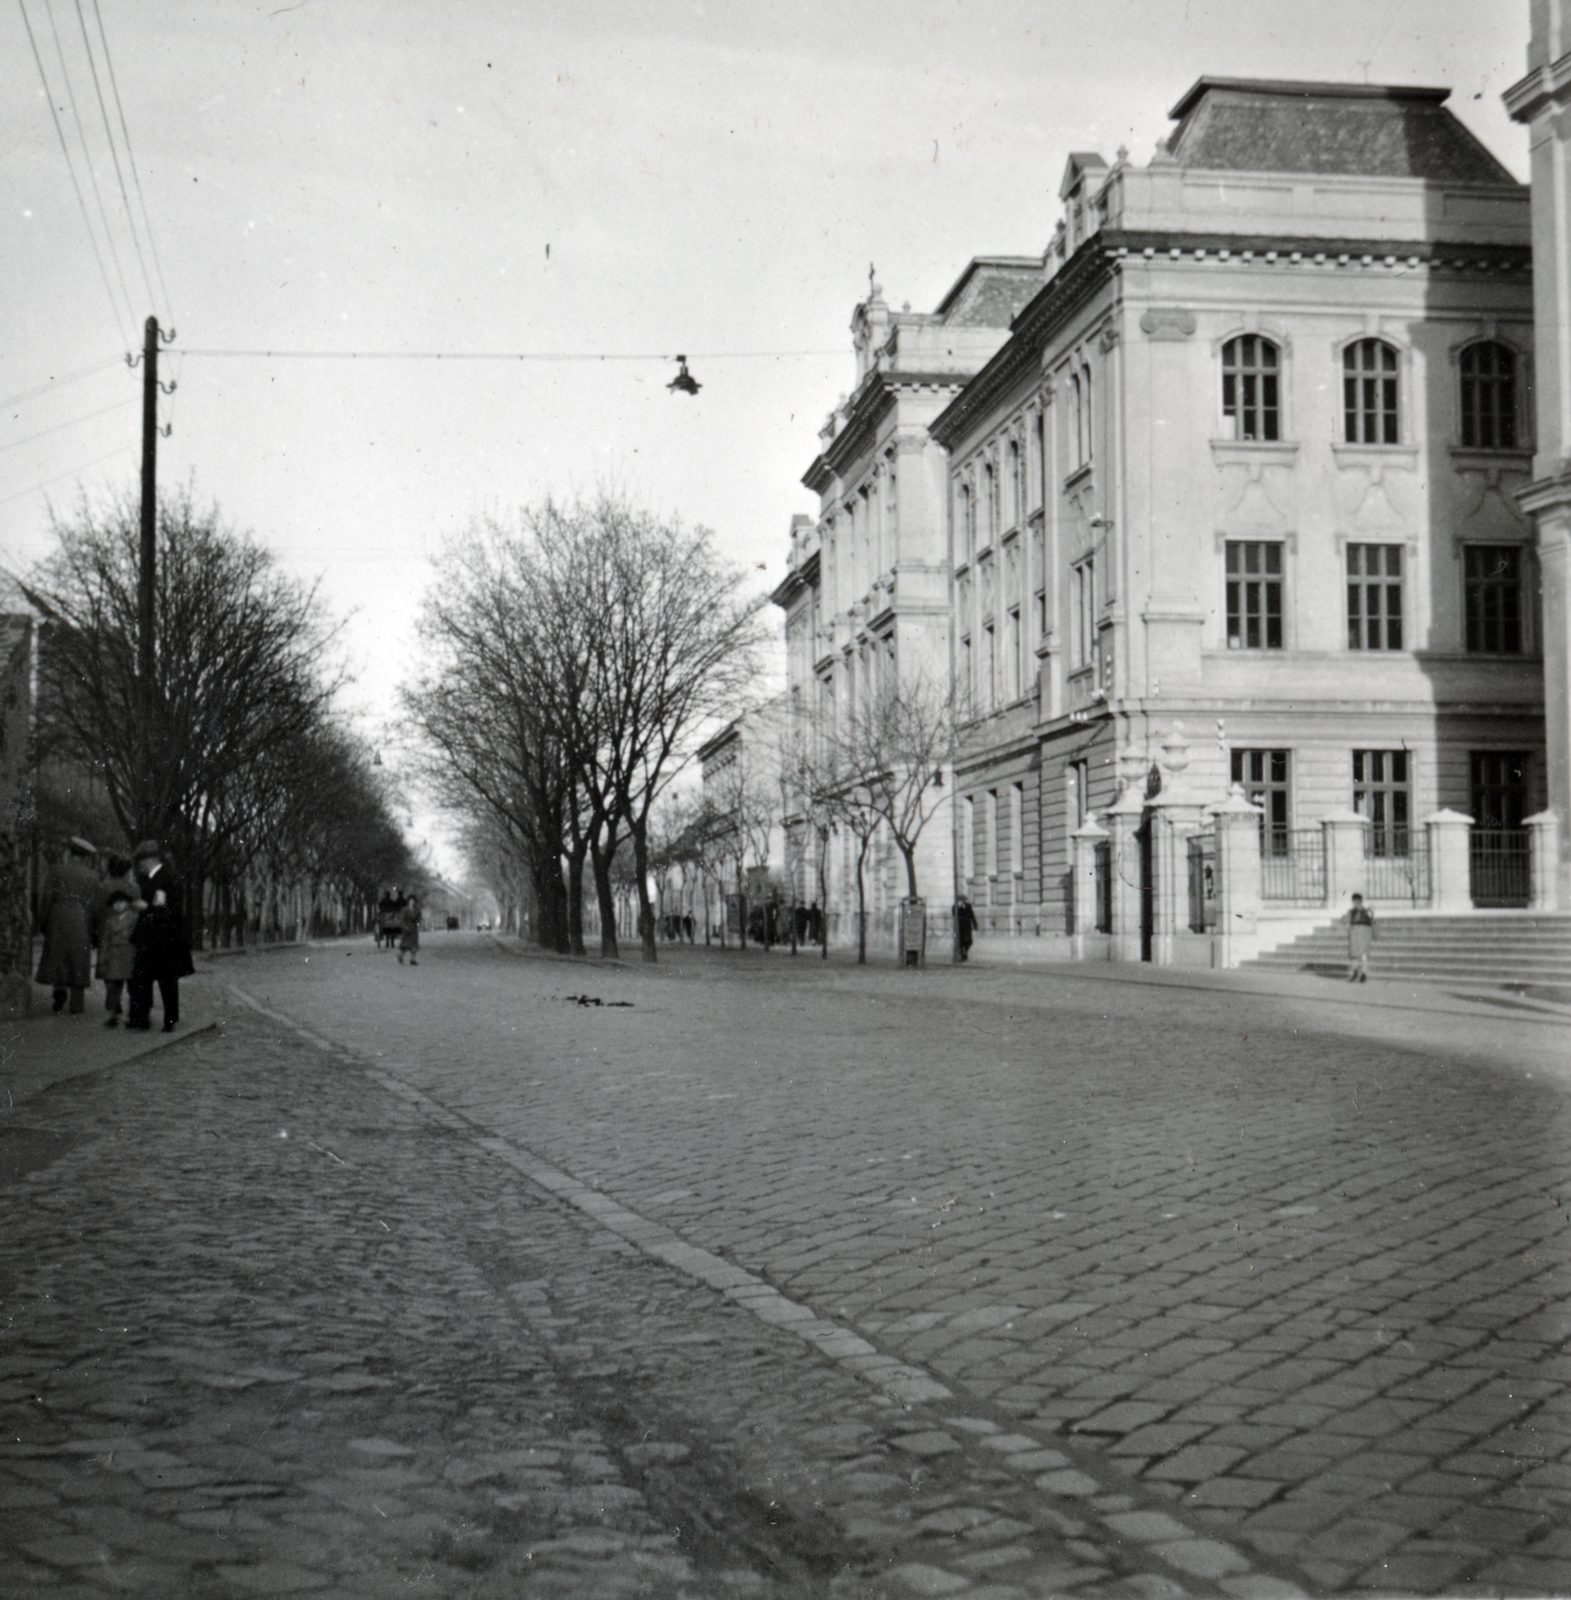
[206,933,1571,1597]
[3,985,1324,1599]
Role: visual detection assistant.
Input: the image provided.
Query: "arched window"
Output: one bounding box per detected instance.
[1460,341,1518,449]
[1343,339,1400,444]
[1221,335,1280,441]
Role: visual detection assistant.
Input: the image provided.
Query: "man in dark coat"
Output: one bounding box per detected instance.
[954,896,977,963]
[37,837,98,1013]
[127,840,194,1032]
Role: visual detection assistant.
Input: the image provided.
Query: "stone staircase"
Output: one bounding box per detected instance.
[1245,913,1571,989]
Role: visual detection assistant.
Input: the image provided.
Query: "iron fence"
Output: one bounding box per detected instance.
[1259,828,1326,903]
[1470,829,1530,907]
[1188,833,1218,933]
[1360,830,1431,903]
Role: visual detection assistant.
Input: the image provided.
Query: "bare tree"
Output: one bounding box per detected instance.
[835,665,956,902]
[20,488,385,943]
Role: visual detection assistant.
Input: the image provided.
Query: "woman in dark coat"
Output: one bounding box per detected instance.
[127,840,194,1032]
[37,837,99,1013]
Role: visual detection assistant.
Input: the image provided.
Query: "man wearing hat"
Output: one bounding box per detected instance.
[127,840,194,1032]
[36,837,98,1014]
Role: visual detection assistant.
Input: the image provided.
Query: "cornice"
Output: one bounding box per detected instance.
[1505,52,1571,123]
[930,224,1533,453]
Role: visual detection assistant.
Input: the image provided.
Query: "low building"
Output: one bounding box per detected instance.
[929,77,1544,959]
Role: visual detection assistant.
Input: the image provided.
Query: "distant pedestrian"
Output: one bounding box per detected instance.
[954,896,976,963]
[36,837,98,1014]
[94,855,142,1027]
[1346,893,1375,983]
[127,840,194,1032]
[683,912,694,943]
[398,894,421,965]
[377,888,400,949]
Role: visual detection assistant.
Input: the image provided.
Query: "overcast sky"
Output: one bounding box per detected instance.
[3,0,1532,783]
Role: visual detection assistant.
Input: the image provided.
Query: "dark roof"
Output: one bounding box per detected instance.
[933,257,1048,326]
[1165,78,1518,185]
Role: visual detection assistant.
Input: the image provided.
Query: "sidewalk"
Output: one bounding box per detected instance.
[0,970,220,1110]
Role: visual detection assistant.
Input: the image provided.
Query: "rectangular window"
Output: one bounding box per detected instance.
[1347,544,1404,651]
[1471,751,1529,829]
[1006,607,1021,701]
[1465,545,1523,654]
[961,796,975,881]
[984,622,996,710]
[1352,750,1410,856]
[1231,749,1291,854]
[1072,557,1096,666]
[985,791,998,877]
[959,635,972,708]
[1225,542,1283,650]
[1009,783,1024,877]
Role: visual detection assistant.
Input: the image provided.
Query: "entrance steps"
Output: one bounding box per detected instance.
[1244,912,1571,988]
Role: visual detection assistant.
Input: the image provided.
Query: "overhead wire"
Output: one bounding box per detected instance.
[92,0,173,319]
[0,397,134,454]
[73,0,156,315]
[177,347,845,362]
[0,355,124,412]
[16,0,128,348]
[0,441,132,507]
[41,0,137,337]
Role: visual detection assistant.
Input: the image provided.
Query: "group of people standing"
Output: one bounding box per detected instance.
[35,837,193,1031]
[375,887,421,964]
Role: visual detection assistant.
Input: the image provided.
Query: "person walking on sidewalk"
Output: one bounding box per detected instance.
[127,840,194,1032]
[398,894,421,966]
[954,896,976,963]
[1346,893,1376,983]
[36,837,98,1014]
[93,855,142,1027]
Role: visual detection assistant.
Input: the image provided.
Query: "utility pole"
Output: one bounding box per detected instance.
[138,315,157,692]
[134,314,172,830]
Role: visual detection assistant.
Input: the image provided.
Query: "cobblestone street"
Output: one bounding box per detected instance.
[3,935,1570,1597]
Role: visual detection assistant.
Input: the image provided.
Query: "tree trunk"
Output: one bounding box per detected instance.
[856,835,870,965]
[630,817,658,963]
[588,823,620,960]
[566,841,588,956]
[901,842,919,900]
[734,855,748,950]
[818,826,830,961]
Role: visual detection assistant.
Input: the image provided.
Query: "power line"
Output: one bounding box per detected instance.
[0,440,132,507]
[73,0,156,315]
[0,354,123,412]
[41,0,137,335]
[90,0,172,320]
[0,397,133,454]
[178,347,846,362]
[17,0,128,348]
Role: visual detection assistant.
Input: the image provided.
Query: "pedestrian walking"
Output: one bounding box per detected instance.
[36,837,98,1014]
[127,840,194,1032]
[1346,892,1375,983]
[94,855,142,1027]
[398,894,421,965]
[954,896,976,963]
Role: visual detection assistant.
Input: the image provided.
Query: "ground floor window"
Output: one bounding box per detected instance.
[1352,749,1410,855]
[1471,751,1528,829]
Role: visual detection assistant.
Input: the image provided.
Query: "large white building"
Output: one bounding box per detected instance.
[780,76,1553,964]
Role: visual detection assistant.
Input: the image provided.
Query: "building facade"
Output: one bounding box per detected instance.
[772,262,1047,949]
[1508,0,1571,909]
[929,78,1545,957]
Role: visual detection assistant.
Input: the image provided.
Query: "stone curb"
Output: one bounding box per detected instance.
[224,980,1307,1597]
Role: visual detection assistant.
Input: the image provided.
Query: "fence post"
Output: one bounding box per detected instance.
[1105,783,1146,963]
[1321,810,1371,912]
[1213,784,1262,968]
[1071,816,1109,956]
[1525,810,1563,911]
[1425,809,1474,913]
